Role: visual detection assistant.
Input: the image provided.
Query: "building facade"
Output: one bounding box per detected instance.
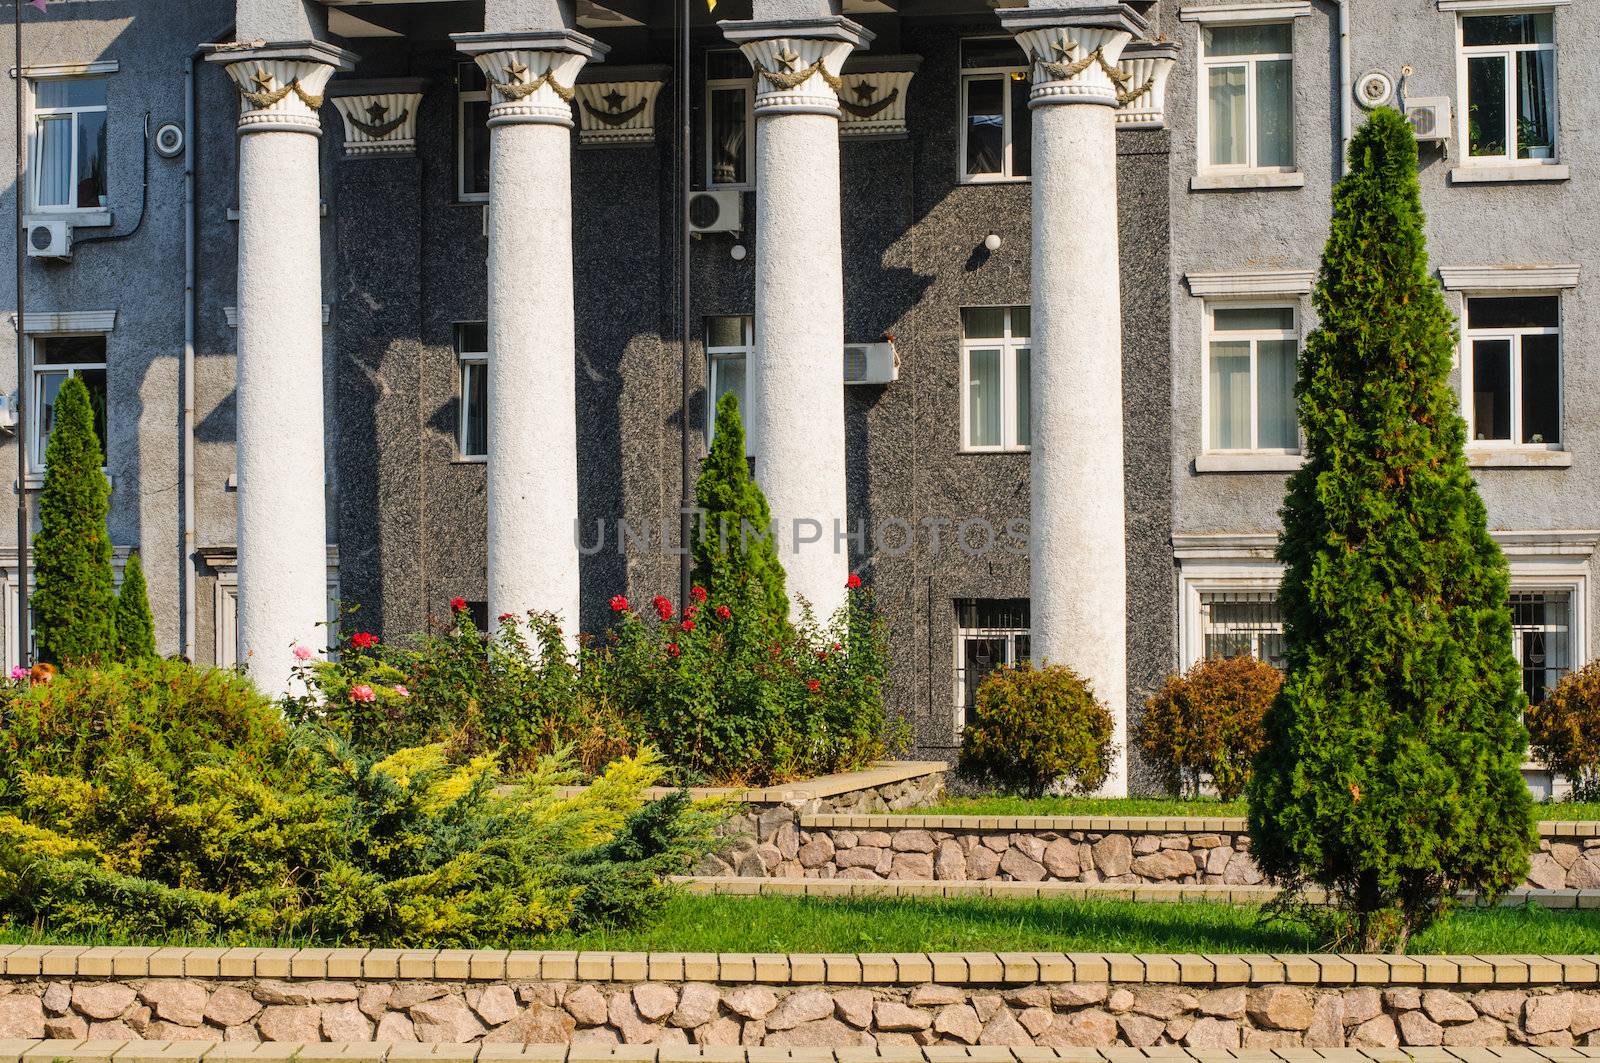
[2,0,1593,792]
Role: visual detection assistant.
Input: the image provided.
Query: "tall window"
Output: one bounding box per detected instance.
[458,62,490,202]
[456,322,488,460]
[960,39,1031,181]
[32,77,107,211]
[1459,12,1557,163]
[955,598,1030,728]
[1511,590,1572,705]
[706,315,752,447]
[1465,295,1560,447]
[1198,591,1286,667]
[31,334,107,471]
[706,52,752,188]
[961,306,1030,452]
[1200,23,1294,172]
[1205,304,1299,452]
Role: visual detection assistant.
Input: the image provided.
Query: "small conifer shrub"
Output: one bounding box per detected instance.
[692,392,788,625]
[113,551,158,661]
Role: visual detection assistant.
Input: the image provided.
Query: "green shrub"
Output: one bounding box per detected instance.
[113,551,158,662]
[959,663,1114,797]
[693,392,788,625]
[1248,109,1534,952]
[1137,655,1282,800]
[0,659,715,945]
[1526,661,1600,801]
[32,376,116,666]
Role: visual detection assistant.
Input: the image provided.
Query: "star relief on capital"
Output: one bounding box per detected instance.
[505,60,532,84]
[364,101,389,124]
[250,68,276,92]
[775,46,801,73]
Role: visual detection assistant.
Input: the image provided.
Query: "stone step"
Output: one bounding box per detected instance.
[3,1043,1600,1063]
[672,877,1600,909]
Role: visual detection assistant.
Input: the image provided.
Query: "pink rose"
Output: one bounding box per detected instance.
[292,644,313,661]
[350,684,376,703]
[8,666,25,680]
[393,685,410,698]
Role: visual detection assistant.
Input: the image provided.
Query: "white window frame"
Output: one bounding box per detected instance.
[704,66,754,191]
[1459,290,1563,450]
[1454,7,1560,167]
[457,61,489,204]
[454,321,488,462]
[28,330,109,478]
[953,598,1030,735]
[958,38,1029,185]
[960,305,1031,453]
[213,549,342,668]
[1176,546,1286,669]
[1200,300,1302,456]
[28,70,110,215]
[1195,20,1296,177]
[706,314,753,449]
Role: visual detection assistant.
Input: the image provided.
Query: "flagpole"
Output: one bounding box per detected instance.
[13,0,29,667]
[676,0,693,608]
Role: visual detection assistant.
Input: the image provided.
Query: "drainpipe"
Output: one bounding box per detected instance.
[1334,0,1351,174]
[181,47,200,661]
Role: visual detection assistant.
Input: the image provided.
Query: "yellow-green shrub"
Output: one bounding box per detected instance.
[1136,655,1282,800]
[959,663,1114,797]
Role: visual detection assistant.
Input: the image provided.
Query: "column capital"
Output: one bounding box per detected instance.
[721,17,874,117]
[1116,40,1180,129]
[453,30,609,129]
[997,4,1146,108]
[327,78,428,157]
[203,40,357,135]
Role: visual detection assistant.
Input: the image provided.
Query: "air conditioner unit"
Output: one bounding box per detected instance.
[26,219,70,260]
[1406,97,1451,143]
[688,190,742,235]
[844,340,898,386]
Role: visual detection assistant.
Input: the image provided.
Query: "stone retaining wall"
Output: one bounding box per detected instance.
[0,950,1597,1050]
[777,816,1600,891]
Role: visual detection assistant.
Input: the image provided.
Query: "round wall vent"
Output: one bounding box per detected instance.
[1356,70,1395,109]
[154,122,185,158]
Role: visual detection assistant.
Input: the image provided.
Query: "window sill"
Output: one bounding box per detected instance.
[27,210,112,230]
[1190,171,1306,191]
[1449,163,1569,185]
[1466,447,1572,468]
[959,447,1031,455]
[452,455,488,465]
[21,470,113,491]
[958,175,1031,187]
[1194,452,1304,473]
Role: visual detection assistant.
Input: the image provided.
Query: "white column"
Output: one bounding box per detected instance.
[216,45,350,695]
[452,31,606,630]
[1000,6,1145,795]
[722,18,871,623]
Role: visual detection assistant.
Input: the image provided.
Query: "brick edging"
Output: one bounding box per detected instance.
[3,948,1598,987]
[807,816,1600,839]
[551,763,950,806]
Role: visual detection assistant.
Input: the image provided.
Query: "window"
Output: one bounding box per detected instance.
[1198,590,1286,667]
[705,52,753,188]
[1465,295,1560,447]
[1458,12,1557,163]
[706,315,752,448]
[1199,23,1294,173]
[954,598,1030,728]
[1205,304,1299,452]
[31,334,107,471]
[32,76,107,211]
[455,322,488,460]
[960,39,1031,181]
[961,306,1030,451]
[1511,589,1572,705]
[458,62,490,202]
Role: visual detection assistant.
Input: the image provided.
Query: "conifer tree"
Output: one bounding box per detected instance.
[114,550,158,661]
[1248,109,1534,951]
[692,391,788,621]
[32,376,117,665]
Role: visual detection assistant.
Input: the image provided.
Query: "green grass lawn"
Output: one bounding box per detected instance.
[906,795,1600,821]
[5,895,1595,955]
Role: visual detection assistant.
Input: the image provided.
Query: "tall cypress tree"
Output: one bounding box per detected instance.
[692,391,788,621]
[114,550,158,661]
[1248,108,1534,952]
[32,376,117,665]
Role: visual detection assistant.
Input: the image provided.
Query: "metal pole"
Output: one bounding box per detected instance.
[676,0,693,608]
[13,0,28,666]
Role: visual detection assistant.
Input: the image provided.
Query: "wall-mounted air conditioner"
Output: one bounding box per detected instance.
[1406,98,1451,143]
[688,190,742,235]
[844,340,898,386]
[26,219,71,260]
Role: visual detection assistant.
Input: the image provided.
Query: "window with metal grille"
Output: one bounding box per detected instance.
[1198,591,1286,667]
[1510,590,1572,704]
[954,598,1030,729]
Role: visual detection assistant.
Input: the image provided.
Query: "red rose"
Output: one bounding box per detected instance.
[666,642,681,657]
[653,595,673,622]
[817,650,828,660]
[846,573,862,589]
[807,678,821,692]
[681,619,696,632]
[715,605,732,621]
[684,605,699,620]
[610,595,630,612]
[498,612,516,623]
[450,596,467,612]
[832,642,842,652]
[350,631,379,650]
[690,585,708,603]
